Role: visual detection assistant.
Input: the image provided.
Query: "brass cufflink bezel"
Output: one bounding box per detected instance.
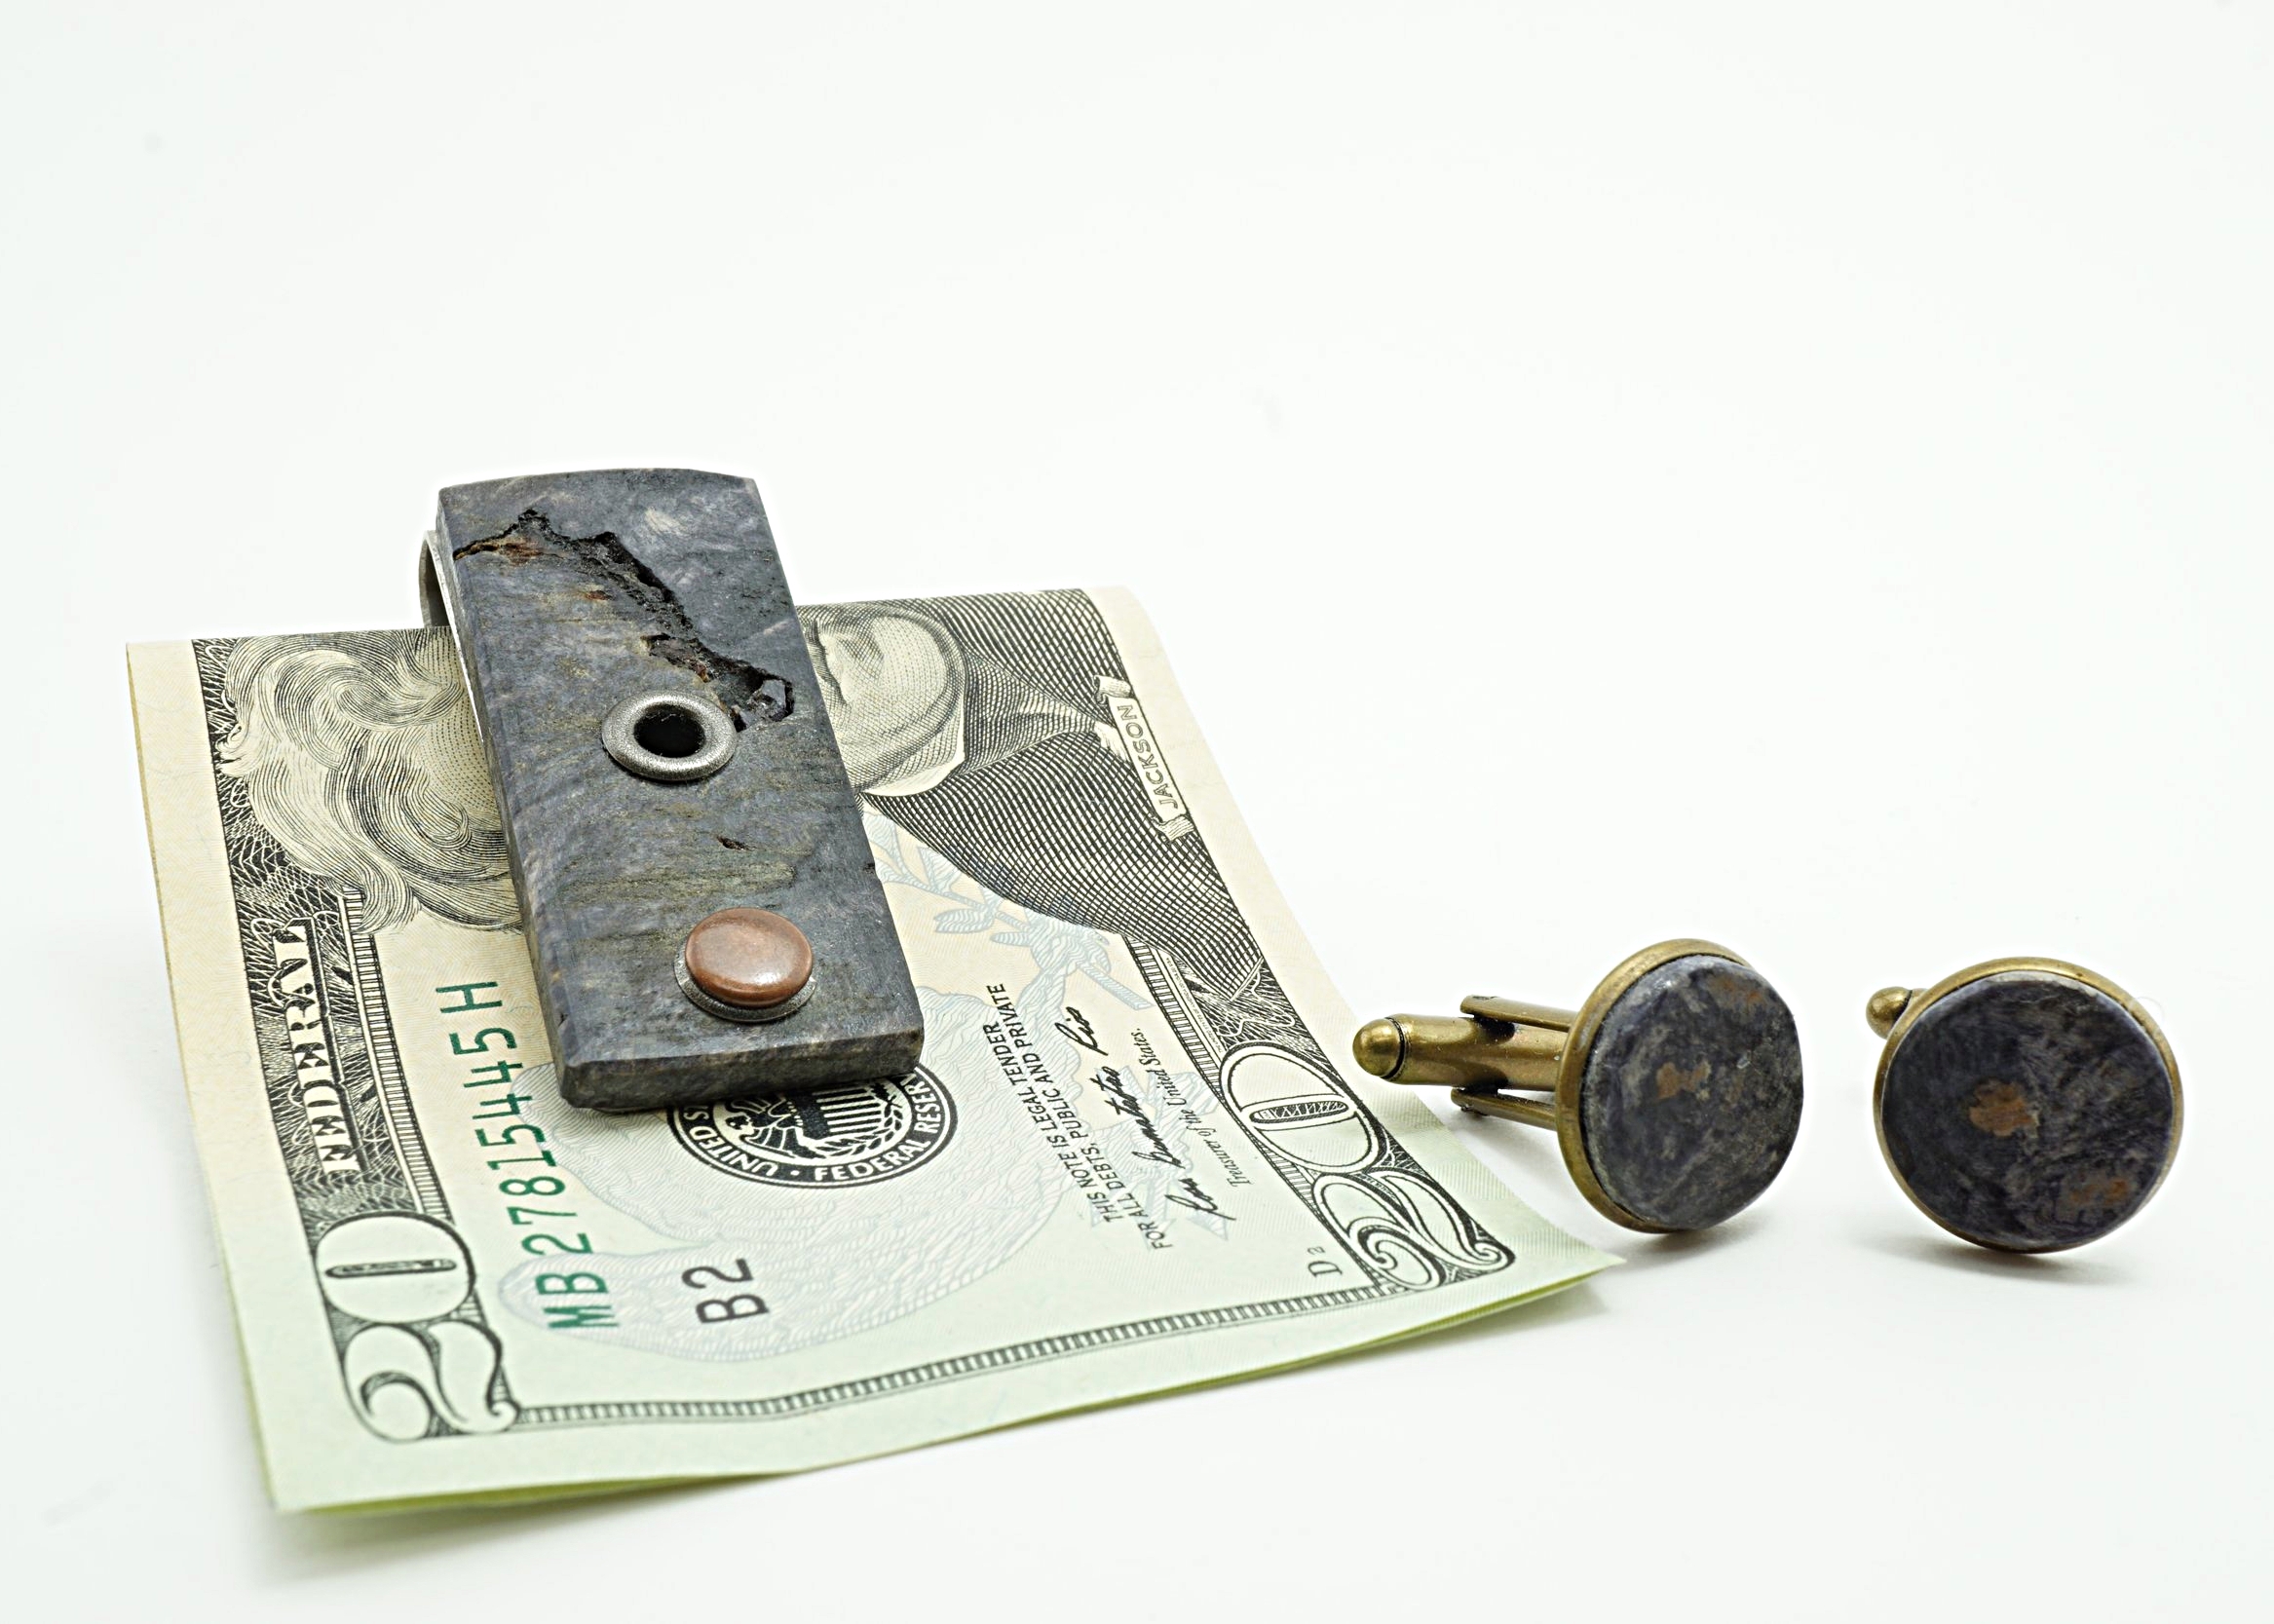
[1869,956,2184,1255]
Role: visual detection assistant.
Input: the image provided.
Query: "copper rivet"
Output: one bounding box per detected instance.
[681,908,814,1009]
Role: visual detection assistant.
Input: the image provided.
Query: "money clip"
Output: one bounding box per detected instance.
[419,468,923,1113]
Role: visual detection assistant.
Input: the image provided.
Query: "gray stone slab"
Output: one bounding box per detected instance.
[1577,955,1803,1230]
[428,469,923,1113]
[1878,971,2177,1251]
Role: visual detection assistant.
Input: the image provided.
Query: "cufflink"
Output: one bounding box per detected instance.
[1866,960,2181,1253]
[1352,940,1803,1232]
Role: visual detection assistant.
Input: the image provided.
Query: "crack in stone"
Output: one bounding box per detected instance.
[455,508,793,727]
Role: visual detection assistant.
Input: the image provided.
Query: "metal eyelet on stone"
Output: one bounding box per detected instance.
[600,692,738,783]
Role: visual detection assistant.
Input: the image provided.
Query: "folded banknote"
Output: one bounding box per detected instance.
[130,586,1613,1511]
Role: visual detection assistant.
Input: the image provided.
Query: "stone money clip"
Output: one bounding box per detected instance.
[420,469,923,1113]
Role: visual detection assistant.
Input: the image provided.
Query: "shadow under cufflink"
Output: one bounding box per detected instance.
[1353,939,1803,1234]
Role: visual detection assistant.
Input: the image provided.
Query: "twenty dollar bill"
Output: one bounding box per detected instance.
[132,587,1612,1511]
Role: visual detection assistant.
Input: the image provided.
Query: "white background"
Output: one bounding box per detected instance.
[5,3,2268,1619]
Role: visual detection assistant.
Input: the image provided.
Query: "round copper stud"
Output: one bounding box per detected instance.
[677,908,815,1023]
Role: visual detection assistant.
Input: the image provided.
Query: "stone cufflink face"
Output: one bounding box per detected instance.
[1867,960,2181,1253]
[1353,940,1804,1232]
[1569,947,1804,1231]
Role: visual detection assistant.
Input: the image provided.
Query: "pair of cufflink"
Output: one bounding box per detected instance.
[1352,940,2181,1254]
